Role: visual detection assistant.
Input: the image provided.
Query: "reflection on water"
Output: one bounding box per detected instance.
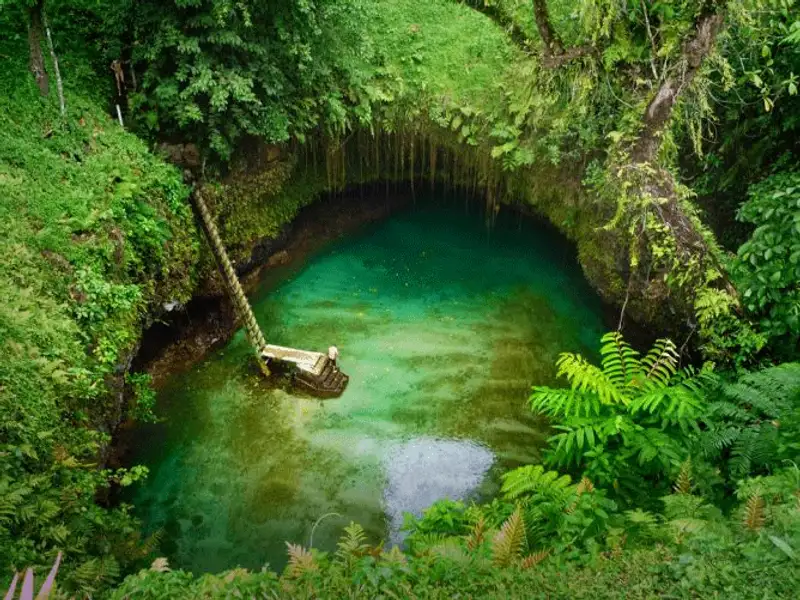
[383,438,494,545]
[129,200,606,573]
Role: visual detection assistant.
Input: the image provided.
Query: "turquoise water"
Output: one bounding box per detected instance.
[130,200,607,573]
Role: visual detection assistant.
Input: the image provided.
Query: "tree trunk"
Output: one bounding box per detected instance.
[632,8,725,163]
[532,0,564,57]
[28,0,49,96]
[43,12,65,115]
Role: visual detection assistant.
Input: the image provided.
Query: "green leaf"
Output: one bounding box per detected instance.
[769,535,796,559]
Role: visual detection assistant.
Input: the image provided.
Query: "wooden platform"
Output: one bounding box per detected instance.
[260,345,349,397]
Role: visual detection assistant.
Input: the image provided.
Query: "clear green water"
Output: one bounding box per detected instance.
[130,201,607,573]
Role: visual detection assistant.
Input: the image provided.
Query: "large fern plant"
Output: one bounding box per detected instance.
[531,332,713,497]
[696,362,800,481]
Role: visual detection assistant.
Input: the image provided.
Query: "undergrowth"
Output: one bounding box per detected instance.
[0,35,197,592]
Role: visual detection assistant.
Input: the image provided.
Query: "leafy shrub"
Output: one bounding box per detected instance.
[732,169,800,353]
[529,331,713,500]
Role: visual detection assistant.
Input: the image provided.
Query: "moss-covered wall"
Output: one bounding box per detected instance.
[200,124,648,333]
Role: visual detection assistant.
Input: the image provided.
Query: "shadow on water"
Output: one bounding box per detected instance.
[128,195,609,573]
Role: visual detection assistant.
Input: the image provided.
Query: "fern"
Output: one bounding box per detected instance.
[336,522,369,561]
[576,476,595,495]
[68,557,120,596]
[600,331,642,388]
[556,353,624,405]
[492,506,526,567]
[520,549,549,569]
[380,545,407,565]
[730,425,779,477]
[285,543,317,578]
[150,557,170,573]
[624,509,659,539]
[743,492,765,532]
[410,533,448,554]
[697,363,800,479]
[427,538,469,563]
[465,516,487,551]
[673,458,693,495]
[667,517,709,537]
[529,331,712,487]
[639,338,679,388]
[530,388,600,418]
[501,465,573,502]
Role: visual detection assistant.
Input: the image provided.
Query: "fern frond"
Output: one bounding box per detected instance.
[530,387,601,418]
[624,509,659,538]
[465,516,487,551]
[492,506,526,567]
[381,545,407,565]
[285,542,317,578]
[411,533,447,554]
[520,550,549,569]
[427,538,469,562]
[566,476,595,512]
[223,568,249,583]
[697,425,741,458]
[639,338,678,387]
[69,557,120,595]
[730,425,779,477]
[576,476,595,495]
[726,363,800,417]
[626,427,682,469]
[150,557,170,573]
[630,376,706,422]
[705,400,750,421]
[557,353,625,405]
[668,517,708,536]
[743,493,765,532]
[673,457,693,495]
[336,522,369,560]
[501,465,573,503]
[600,331,643,387]
[139,529,163,558]
[552,424,601,465]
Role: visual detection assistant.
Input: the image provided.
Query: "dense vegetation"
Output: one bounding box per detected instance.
[1,0,799,597]
[113,333,800,598]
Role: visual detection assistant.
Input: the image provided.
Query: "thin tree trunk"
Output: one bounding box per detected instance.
[43,12,65,116]
[28,0,49,96]
[632,8,725,163]
[532,0,564,57]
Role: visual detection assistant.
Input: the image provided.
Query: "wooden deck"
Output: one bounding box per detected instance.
[260,344,327,375]
[260,345,348,397]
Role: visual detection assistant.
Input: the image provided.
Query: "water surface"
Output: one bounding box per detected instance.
[131,200,607,573]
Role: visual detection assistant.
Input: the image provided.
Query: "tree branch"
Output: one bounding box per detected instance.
[532,0,564,57]
[632,5,726,163]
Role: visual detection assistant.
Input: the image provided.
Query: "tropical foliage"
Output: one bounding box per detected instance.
[731,169,800,353]
[529,332,711,498]
[393,332,800,599]
[1,0,800,596]
[111,464,800,598]
[124,0,376,159]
